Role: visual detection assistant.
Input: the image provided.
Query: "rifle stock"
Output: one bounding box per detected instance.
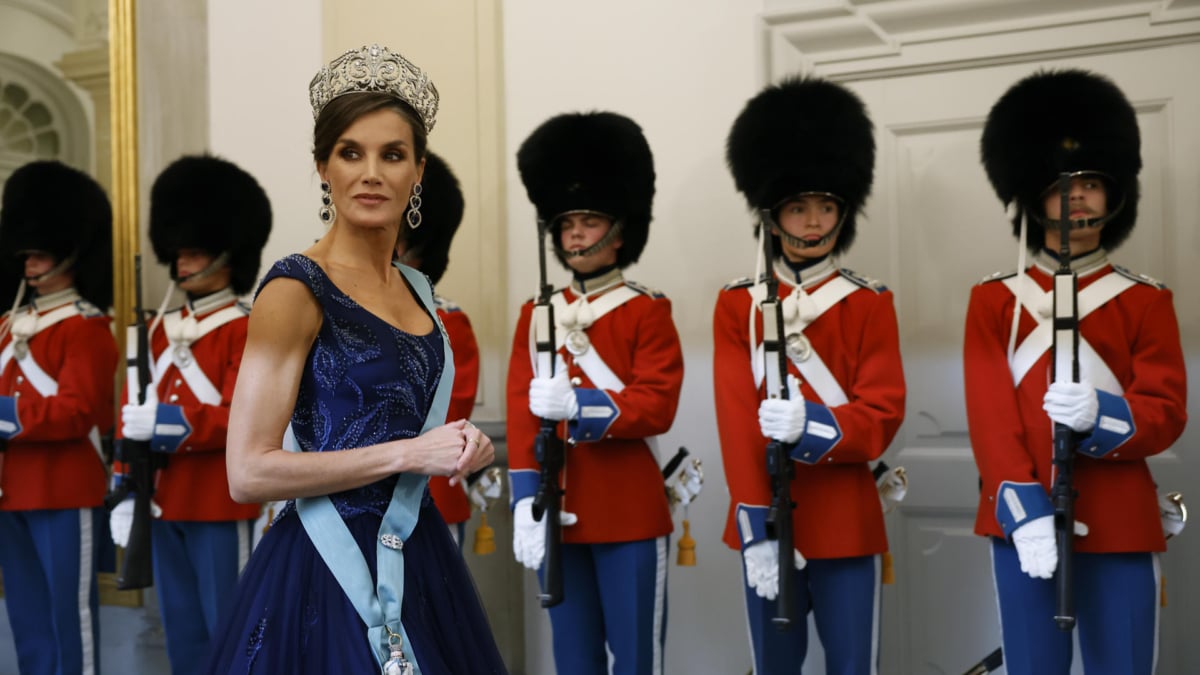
[530,219,566,608]
[1050,172,1080,631]
[759,210,797,630]
[112,254,155,590]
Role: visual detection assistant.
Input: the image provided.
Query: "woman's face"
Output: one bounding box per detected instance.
[775,194,841,262]
[558,212,621,274]
[318,108,425,233]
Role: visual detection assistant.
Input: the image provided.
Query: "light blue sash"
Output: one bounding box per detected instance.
[295,263,455,670]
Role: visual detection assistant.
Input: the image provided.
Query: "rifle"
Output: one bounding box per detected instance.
[962,647,1004,675]
[759,210,798,630]
[1049,172,1080,631]
[104,253,155,590]
[529,219,567,608]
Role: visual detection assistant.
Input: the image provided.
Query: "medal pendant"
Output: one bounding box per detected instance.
[13,339,28,361]
[173,344,192,367]
[564,329,591,356]
[382,648,414,675]
[785,333,812,362]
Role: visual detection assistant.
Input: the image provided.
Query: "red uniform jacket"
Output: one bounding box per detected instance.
[116,290,258,522]
[428,297,479,525]
[0,290,116,510]
[714,258,905,559]
[507,270,684,543]
[965,251,1186,553]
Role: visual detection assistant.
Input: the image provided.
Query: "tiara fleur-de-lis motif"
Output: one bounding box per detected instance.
[309,44,439,132]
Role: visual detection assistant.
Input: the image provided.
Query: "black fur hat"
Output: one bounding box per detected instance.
[401,151,464,285]
[981,69,1141,251]
[0,160,112,309]
[517,111,655,269]
[726,77,875,256]
[149,155,272,295]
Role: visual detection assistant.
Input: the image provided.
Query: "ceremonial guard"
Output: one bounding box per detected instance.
[969,69,1186,675]
[715,77,906,674]
[0,161,116,675]
[110,155,272,675]
[507,111,684,674]
[394,151,481,547]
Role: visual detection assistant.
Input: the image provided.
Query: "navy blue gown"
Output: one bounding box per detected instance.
[205,255,506,674]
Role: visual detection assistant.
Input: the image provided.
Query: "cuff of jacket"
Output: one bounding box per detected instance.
[995,481,1053,538]
[0,395,22,440]
[1076,390,1135,459]
[150,404,192,453]
[735,504,769,550]
[788,401,842,464]
[509,469,539,509]
[568,387,619,443]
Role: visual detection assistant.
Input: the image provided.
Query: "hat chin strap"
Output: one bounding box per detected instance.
[23,251,78,284]
[553,217,625,259]
[765,191,848,250]
[175,250,232,285]
[1032,195,1125,233]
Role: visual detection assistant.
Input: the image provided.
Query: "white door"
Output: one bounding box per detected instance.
[764,3,1200,673]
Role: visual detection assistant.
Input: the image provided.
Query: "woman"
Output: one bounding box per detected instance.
[204,45,506,674]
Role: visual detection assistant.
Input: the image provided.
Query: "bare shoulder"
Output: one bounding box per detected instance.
[248,276,322,351]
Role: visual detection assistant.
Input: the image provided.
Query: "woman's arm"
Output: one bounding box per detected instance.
[226,276,472,503]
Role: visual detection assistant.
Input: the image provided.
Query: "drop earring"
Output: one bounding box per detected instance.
[407,183,423,229]
[318,181,336,224]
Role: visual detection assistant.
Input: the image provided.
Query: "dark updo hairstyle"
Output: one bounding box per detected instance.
[312,92,429,165]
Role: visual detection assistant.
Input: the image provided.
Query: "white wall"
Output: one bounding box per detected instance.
[504,2,769,673]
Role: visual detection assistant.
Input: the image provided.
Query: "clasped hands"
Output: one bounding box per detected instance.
[415,419,494,487]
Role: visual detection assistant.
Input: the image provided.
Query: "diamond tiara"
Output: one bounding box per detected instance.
[308,44,439,132]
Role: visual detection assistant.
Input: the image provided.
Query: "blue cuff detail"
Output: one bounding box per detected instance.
[1077,390,1135,458]
[995,481,1053,538]
[509,469,540,508]
[568,387,619,443]
[0,395,21,440]
[150,404,192,453]
[789,401,842,464]
[734,504,770,550]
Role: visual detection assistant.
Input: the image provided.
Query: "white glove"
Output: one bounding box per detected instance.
[1160,492,1186,539]
[1043,382,1099,433]
[109,496,162,548]
[877,466,908,514]
[121,391,159,442]
[743,540,807,601]
[669,459,704,508]
[512,496,578,570]
[1010,515,1089,579]
[469,467,503,511]
[758,376,806,444]
[529,371,579,421]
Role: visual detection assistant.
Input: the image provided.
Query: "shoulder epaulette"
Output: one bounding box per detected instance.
[723,276,754,291]
[977,270,1018,285]
[74,299,106,318]
[839,268,888,293]
[623,279,665,299]
[434,295,462,312]
[1112,265,1167,289]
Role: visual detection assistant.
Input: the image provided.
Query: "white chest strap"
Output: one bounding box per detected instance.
[148,306,244,406]
[531,286,640,392]
[0,304,82,397]
[748,276,859,406]
[1001,272,1134,395]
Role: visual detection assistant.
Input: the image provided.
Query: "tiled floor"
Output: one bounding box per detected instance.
[0,594,172,674]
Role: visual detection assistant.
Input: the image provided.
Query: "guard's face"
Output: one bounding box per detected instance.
[776,195,840,262]
[319,108,425,234]
[176,248,231,295]
[23,251,56,280]
[559,212,621,274]
[22,250,73,294]
[1041,175,1107,254]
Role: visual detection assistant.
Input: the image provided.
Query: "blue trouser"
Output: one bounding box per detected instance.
[538,537,668,675]
[0,507,101,675]
[742,554,881,675]
[152,519,252,675]
[991,538,1159,675]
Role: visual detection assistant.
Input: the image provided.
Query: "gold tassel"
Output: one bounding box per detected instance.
[473,512,496,555]
[881,551,895,585]
[261,505,275,537]
[1161,574,1167,608]
[676,519,696,566]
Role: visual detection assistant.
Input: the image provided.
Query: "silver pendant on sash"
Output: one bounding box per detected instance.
[173,344,193,367]
[13,339,28,361]
[564,329,591,356]
[382,631,414,675]
[785,333,813,363]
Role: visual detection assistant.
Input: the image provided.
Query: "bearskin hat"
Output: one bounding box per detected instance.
[726,76,875,256]
[981,69,1141,251]
[517,111,655,269]
[401,151,464,285]
[149,155,272,295]
[0,160,113,309]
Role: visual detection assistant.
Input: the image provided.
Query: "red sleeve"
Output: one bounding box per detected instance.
[168,319,247,454]
[505,301,540,474]
[596,297,683,439]
[16,317,117,441]
[441,308,480,423]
